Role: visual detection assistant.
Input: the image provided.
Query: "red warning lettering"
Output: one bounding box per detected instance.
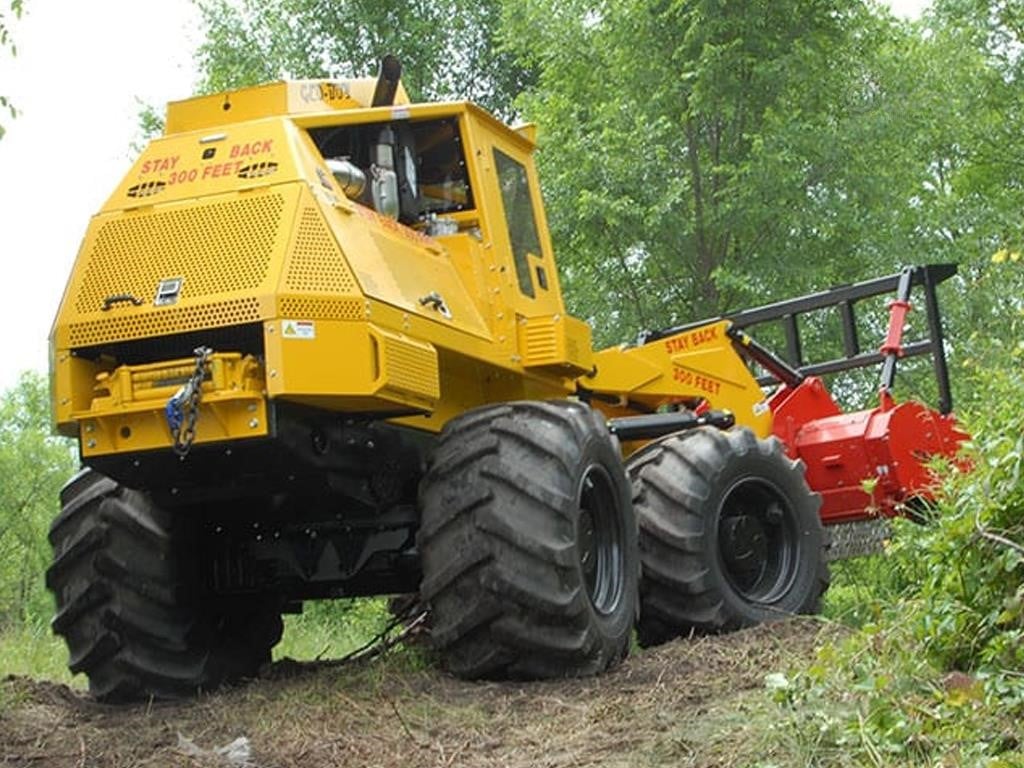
[665,336,688,354]
[664,325,720,356]
[689,326,718,346]
[229,140,274,159]
[140,155,180,175]
[202,161,245,180]
[693,375,721,396]
[672,367,721,396]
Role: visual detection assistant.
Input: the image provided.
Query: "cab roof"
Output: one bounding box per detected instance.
[165,79,538,151]
[165,78,412,134]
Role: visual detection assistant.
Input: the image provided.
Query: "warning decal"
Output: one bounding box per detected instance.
[281,320,316,339]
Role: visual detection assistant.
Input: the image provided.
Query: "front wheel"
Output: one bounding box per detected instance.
[46,469,283,701]
[417,401,639,679]
[628,428,829,646]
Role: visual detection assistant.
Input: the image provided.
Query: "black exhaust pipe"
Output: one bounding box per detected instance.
[371,55,402,107]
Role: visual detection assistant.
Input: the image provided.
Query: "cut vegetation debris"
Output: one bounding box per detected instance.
[0,619,840,768]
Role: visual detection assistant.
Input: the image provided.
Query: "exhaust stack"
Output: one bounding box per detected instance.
[371,55,402,107]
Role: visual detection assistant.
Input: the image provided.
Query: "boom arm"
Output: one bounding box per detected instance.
[578,319,773,437]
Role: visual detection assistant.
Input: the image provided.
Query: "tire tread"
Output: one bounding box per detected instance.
[47,469,281,701]
[418,400,637,680]
[629,428,829,646]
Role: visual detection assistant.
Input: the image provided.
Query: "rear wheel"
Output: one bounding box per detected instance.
[418,401,638,679]
[46,469,282,701]
[627,428,828,646]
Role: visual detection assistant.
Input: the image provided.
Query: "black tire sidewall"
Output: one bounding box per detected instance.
[572,425,638,650]
[417,400,640,678]
[47,469,281,700]
[702,443,822,624]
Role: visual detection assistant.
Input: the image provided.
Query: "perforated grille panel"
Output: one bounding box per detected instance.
[278,297,364,320]
[69,298,262,347]
[284,205,357,294]
[75,195,284,314]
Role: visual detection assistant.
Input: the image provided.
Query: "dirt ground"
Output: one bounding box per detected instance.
[0,619,840,768]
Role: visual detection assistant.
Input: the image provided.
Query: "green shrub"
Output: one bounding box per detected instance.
[275,598,394,661]
[773,343,1024,763]
[0,373,76,630]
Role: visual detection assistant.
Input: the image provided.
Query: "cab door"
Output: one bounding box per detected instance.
[488,143,563,318]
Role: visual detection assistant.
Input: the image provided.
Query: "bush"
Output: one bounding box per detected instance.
[0,373,76,630]
[772,342,1024,764]
[275,598,395,661]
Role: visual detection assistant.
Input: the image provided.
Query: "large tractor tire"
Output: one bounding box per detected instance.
[46,469,282,701]
[627,427,829,647]
[418,401,638,679]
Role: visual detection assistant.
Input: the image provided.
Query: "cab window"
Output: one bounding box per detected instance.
[309,117,474,224]
[411,119,473,215]
[494,149,542,298]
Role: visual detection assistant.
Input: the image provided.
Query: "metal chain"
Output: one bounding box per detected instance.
[166,346,213,457]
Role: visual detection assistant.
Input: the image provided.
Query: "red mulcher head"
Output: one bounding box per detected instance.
[770,378,968,523]
[727,264,969,525]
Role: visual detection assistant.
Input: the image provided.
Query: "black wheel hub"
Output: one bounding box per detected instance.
[717,480,798,603]
[721,515,768,573]
[576,465,625,616]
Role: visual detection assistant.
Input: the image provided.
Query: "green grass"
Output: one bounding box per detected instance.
[0,617,79,687]
[274,597,394,661]
[0,597,396,692]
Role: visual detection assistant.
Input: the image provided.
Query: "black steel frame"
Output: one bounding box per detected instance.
[641,264,957,414]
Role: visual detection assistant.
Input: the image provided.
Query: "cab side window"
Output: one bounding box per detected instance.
[494,149,542,298]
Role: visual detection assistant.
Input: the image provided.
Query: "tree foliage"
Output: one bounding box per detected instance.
[0,0,24,139]
[501,2,1014,350]
[193,0,535,116]
[506,1,868,333]
[0,373,76,626]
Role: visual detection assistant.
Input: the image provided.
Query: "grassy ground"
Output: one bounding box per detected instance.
[0,619,76,688]
[0,559,884,696]
[0,618,839,768]
[0,598,396,694]
[3,563,1018,766]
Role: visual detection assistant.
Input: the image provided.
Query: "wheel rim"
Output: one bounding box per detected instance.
[576,464,625,616]
[717,477,798,604]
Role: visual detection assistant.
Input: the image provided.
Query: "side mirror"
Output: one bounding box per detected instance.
[371,126,401,219]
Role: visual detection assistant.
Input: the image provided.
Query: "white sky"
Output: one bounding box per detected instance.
[0,0,198,391]
[0,0,929,393]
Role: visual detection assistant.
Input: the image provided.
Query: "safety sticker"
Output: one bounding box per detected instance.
[282,320,316,339]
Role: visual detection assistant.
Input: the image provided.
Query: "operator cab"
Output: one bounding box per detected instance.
[291,57,562,316]
[306,106,554,307]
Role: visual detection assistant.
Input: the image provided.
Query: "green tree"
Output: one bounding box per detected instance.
[0,373,76,625]
[503,1,987,346]
[193,0,535,116]
[187,0,1022,392]
[908,1,1024,407]
[0,0,23,139]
